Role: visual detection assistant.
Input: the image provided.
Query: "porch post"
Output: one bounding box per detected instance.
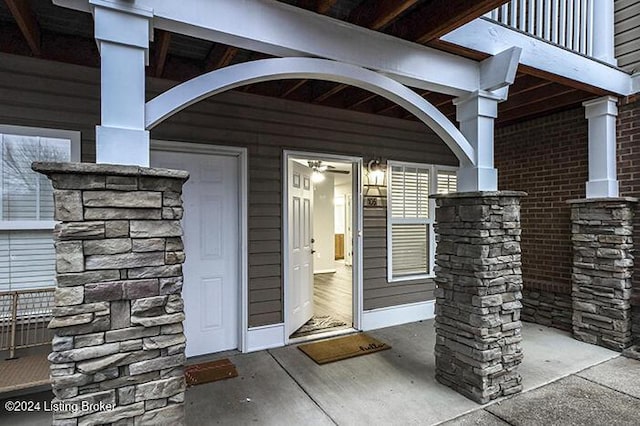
[33,162,189,425]
[91,0,152,166]
[453,91,500,192]
[433,191,526,403]
[569,198,637,351]
[583,96,619,199]
[590,0,617,65]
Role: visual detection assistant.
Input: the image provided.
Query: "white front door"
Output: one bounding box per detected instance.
[151,150,239,357]
[287,160,314,335]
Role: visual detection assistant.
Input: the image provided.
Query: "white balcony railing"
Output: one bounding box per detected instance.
[485,0,616,64]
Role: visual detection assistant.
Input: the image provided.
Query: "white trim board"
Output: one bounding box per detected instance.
[361,300,435,331]
[245,323,285,352]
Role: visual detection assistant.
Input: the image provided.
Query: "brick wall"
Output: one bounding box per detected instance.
[617,96,640,344]
[495,100,640,334]
[495,107,589,298]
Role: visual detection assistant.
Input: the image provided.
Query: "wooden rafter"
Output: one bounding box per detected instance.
[317,0,338,14]
[347,92,377,109]
[281,79,308,98]
[497,90,594,125]
[313,83,347,103]
[154,30,171,78]
[5,0,41,56]
[388,0,510,44]
[205,44,238,71]
[308,1,418,104]
[297,0,337,14]
[349,0,418,30]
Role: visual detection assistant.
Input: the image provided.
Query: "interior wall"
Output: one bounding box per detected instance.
[313,173,335,273]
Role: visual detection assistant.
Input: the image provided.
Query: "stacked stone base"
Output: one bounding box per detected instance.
[521,288,572,331]
[569,198,637,351]
[434,191,525,404]
[34,162,189,426]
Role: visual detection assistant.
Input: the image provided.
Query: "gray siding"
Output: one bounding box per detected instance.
[0,53,457,328]
[615,0,640,72]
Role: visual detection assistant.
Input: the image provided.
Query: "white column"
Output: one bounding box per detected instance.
[91,0,152,166]
[454,91,501,192]
[583,96,619,198]
[591,0,616,65]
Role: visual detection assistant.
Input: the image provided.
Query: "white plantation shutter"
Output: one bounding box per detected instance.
[388,163,432,280]
[0,131,73,292]
[391,223,428,276]
[437,169,457,194]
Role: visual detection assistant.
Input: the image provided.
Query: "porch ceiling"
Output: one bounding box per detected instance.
[0,0,599,127]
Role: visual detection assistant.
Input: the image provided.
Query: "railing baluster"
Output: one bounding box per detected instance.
[528,0,536,34]
[574,0,581,53]
[559,0,567,47]
[579,0,588,54]
[510,0,518,27]
[544,0,552,40]
[585,0,594,56]
[501,2,510,25]
[566,0,574,50]
[536,0,544,37]
[551,0,559,43]
[519,0,526,31]
[483,0,605,60]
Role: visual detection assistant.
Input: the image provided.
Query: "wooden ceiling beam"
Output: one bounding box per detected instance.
[388,0,510,44]
[349,0,419,31]
[347,92,377,109]
[497,90,594,124]
[205,44,239,71]
[313,83,347,103]
[4,0,41,56]
[297,0,337,14]
[281,79,308,98]
[317,0,338,14]
[154,30,171,78]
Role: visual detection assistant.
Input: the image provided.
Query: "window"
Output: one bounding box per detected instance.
[0,125,80,291]
[387,161,457,282]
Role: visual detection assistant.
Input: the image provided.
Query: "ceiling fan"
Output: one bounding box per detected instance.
[307,160,350,175]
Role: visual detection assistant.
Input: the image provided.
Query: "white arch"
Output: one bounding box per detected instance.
[145,58,475,165]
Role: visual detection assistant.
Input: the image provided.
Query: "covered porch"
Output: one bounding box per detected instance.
[1,319,629,425]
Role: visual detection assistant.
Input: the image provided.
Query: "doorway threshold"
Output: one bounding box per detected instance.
[288,326,357,346]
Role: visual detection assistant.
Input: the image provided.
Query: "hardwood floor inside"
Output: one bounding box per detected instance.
[313,260,352,326]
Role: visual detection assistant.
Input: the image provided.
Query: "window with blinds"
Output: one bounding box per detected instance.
[387,162,457,282]
[0,129,75,292]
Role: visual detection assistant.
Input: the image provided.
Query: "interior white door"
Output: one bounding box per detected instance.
[151,150,239,357]
[288,160,314,335]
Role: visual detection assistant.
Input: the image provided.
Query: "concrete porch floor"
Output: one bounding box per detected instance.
[4,319,640,425]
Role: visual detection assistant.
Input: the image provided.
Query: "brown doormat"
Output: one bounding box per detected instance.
[185,359,238,387]
[298,333,391,365]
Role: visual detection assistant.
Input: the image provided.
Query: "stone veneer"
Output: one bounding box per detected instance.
[569,197,637,351]
[32,162,189,426]
[433,191,525,404]
[521,289,572,331]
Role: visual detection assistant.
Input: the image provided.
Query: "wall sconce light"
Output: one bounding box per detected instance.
[367,159,386,185]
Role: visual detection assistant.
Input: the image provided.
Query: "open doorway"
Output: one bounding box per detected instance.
[284,152,362,342]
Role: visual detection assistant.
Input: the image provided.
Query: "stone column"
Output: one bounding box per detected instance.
[32,162,189,426]
[569,197,637,351]
[433,191,526,404]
